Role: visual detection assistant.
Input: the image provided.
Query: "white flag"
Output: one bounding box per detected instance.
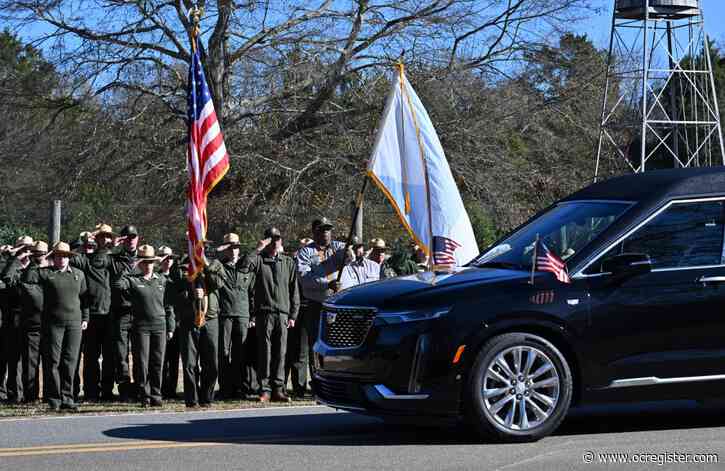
[367,66,479,267]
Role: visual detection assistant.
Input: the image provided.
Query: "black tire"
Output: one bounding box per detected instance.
[466,332,573,443]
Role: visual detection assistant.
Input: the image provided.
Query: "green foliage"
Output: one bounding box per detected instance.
[465,203,502,250]
[0,224,46,246]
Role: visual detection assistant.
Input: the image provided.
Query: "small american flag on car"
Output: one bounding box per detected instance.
[433,236,462,268]
[534,239,571,284]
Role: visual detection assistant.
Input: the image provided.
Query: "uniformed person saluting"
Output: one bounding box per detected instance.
[109,225,141,402]
[249,228,300,403]
[32,242,89,412]
[113,245,175,407]
[2,240,50,404]
[70,224,116,402]
[1,236,35,404]
[206,233,255,400]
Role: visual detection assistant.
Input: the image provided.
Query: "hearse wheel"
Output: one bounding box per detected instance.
[468,333,573,442]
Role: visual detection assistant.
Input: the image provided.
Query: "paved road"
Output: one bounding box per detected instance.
[0,401,724,470]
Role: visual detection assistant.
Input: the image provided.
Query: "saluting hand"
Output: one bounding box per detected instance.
[81,321,88,331]
[256,238,271,253]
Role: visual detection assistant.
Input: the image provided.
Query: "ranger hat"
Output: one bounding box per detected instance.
[264,227,282,239]
[136,244,161,262]
[157,245,178,260]
[311,217,334,231]
[119,225,139,238]
[50,241,78,257]
[31,241,49,255]
[10,236,34,254]
[217,233,241,251]
[13,235,34,249]
[369,238,386,251]
[94,223,115,238]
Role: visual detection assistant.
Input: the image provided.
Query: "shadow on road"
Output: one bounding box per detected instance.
[102,400,725,446]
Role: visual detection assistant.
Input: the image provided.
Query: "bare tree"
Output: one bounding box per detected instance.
[1,0,593,138]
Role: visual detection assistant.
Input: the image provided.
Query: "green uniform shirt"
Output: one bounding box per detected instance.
[110,249,140,311]
[205,258,254,318]
[71,250,113,316]
[3,258,44,329]
[114,273,175,332]
[248,252,300,320]
[171,268,220,328]
[32,265,89,324]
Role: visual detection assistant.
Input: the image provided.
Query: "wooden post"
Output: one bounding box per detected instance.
[49,200,61,245]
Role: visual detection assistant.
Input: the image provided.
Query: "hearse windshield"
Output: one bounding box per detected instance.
[473,201,632,269]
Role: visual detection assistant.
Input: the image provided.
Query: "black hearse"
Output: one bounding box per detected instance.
[312,167,725,442]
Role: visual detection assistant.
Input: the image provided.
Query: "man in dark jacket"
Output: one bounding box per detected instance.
[0,235,35,404]
[249,228,300,403]
[3,241,50,404]
[206,233,255,399]
[110,225,141,401]
[175,257,220,408]
[70,224,116,402]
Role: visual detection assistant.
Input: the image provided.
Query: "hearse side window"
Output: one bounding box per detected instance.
[595,200,725,272]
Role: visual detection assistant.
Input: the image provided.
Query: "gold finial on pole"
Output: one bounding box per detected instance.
[190,4,204,52]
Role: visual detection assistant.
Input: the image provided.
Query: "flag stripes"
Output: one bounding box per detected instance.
[186,38,230,281]
[535,240,571,284]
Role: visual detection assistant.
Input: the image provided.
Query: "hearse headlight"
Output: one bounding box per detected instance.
[377,307,451,325]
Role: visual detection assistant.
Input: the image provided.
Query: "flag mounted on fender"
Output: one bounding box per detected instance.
[533,238,571,284]
[186,36,230,281]
[367,64,479,268]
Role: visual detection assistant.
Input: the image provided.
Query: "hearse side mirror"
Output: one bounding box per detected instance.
[601,253,652,279]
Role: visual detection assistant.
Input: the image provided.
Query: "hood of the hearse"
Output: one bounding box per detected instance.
[327,267,529,308]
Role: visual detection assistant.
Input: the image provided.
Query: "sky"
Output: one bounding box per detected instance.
[578,0,725,46]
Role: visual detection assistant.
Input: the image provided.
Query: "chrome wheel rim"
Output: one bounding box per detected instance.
[482,346,560,431]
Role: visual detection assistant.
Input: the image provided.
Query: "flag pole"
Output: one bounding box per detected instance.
[530,233,539,285]
[190,3,207,327]
[335,176,369,283]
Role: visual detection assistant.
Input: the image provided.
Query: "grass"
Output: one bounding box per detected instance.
[0,398,318,419]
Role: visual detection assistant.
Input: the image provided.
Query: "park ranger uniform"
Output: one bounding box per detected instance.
[0,249,10,402]
[206,253,255,398]
[70,245,115,401]
[32,248,89,410]
[249,246,300,399]
[175,259,220,407]
[0,236,35,404]
[109,226,141,401]
[2,243,48,403]
[114,269,175,406]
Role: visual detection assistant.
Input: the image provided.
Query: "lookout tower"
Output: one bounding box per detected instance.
[595,0,724,178]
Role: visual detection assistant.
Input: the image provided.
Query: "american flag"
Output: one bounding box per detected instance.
[534,240,571,284]
[186,39,230,281]
[433,236,462,268]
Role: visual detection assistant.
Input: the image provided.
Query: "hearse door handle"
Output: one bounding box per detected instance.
[697,276,725,285]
